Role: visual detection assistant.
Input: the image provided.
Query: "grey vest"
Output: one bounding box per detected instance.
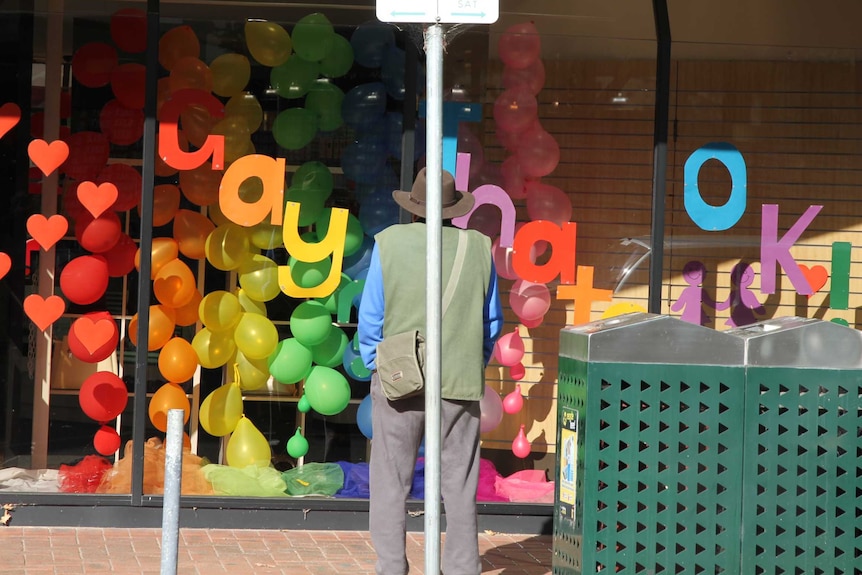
[375,223,492,400]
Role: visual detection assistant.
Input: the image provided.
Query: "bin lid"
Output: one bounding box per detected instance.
[725,316,862,368]
[559,312,744,365]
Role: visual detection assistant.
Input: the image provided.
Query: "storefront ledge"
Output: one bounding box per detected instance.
[0,495,552,534]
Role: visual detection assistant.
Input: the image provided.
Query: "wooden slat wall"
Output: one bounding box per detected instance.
[477,58,862,463]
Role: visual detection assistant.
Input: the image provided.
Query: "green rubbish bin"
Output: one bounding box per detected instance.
[553,312,746,575]
[726,317,862,575]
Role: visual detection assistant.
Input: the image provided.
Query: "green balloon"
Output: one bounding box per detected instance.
[273,107,318,150]
[292,161,333,197]
[270,57,320,99]
[320,34,353,78]
[289,255,332,289]
[305,82,344,132]
[289,300,333,347]
[315,208,365,257]
[311,326,348,368]
[314,273,351,313]
[292,13,335,62]
[303,366,351,416]
[297,395,311,413]
[267,338,313,384]
[285,185,326,226]
[286,428,309,458]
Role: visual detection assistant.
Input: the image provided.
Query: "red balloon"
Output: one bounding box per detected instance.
[80,372,128,422]
[110,8,147,54]
[503,384,524,414]
[97,163,142,212]
[59,255,110,305]
[102,233,137,277]
[75,211,122,254]
[62,131,110,182]
[517,127,560,179]
[111,63,146,110]
[71,42,118,88]
[63,181,89,220]
[94,425,122,455]
[99,99,144,146]
[68,311,119,362]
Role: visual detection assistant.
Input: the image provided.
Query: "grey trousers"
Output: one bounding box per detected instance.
[368,373,482,575]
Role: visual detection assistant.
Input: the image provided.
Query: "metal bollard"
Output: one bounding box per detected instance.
[160,408,184,575]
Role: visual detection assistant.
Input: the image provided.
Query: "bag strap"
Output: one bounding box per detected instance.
[442,230,467,317]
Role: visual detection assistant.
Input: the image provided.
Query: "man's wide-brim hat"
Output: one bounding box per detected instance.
[392,168,475,220]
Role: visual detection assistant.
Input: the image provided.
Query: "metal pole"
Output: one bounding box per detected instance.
[423,21,444,575]
[648,0,671,313]
[160,408,184,575]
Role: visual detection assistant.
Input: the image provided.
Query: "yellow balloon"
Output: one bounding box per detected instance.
[148,382,190,432]
[199,290,242,331]
[211,116,252,164]
[245,21,292,67]
[173,209,215,260]
[207,201,231,227]
[234,312,278,360]
[226,416,272,468]
[249,221,284,250]
[135,237,179,279]
[210,53,251,97]
[236,288,268,316]
[199,380,242,437]
[205,223,251,271]
[192,326,236,369]
[234,349,270,391]
[225,92,263,132]
[153,258,197,308]
[238,254,280,302]
[129,305,176,351]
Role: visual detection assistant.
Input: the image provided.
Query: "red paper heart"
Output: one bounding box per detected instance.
[0,102,21,139]
[28,139,70,176]
[27,214,68,251]
[799,264,828,298]
[24,294,66,331]
[72,316,116,355]
[77,181,119,218]
[0,252,10,280]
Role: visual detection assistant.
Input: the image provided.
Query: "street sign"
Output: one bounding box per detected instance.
[376,0,498,24]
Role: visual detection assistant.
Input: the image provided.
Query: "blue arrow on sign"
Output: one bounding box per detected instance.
[451,11,486,17]
[392,10,427,17]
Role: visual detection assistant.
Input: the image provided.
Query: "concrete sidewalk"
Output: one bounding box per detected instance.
[1,527,553,574]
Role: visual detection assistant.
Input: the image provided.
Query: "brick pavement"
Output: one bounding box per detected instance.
[1,527,553,574]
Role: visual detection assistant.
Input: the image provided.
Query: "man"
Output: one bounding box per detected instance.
[358,168,504,575]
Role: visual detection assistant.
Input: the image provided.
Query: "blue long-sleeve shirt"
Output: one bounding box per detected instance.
[357,243,504,371]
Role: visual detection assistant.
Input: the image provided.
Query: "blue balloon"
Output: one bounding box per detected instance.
[384,112,426,161]
[350,21,396,68]
[341,139,388,185]
[356,394,373,439]
[342,82,387,132]
[343,234,374,279]
[381,45,406,100]
[343,343,372,382]
[359,195,400,236]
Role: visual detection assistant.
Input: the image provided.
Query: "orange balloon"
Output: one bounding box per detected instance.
[174,288,203,327]
[179,103,215,149]
[158,25,200,72]
[145,184,181,227]
[129,305,176,351]
[169,56,213,94]
[158,337,199,382]
[135,237,179,279]
[173,208,215,259]
[179,162,223,206]
[153,258,197,308]
[148,382,191,432]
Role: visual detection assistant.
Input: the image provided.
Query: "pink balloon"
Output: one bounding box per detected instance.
[509,280,551,322]
[479,384,504,433]
[501,156,529,200]
[509,362,526,381]
[498,22,541,70]
[496,127,522,153]
[512,424,531,458]
[520,315,544,329]
[493,88,537,133]
[503,58,545,95]
[465,203,502,238]
[457,125,485,180]
[492,239,517,280]
[517,127,560,179]
[503,384,524,414]
[525,181,572,225]
[495,328,525,366]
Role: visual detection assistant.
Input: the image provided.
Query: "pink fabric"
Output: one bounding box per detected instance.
[476,458,555,503]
